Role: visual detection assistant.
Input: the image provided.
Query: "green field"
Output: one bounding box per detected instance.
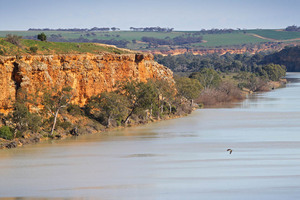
[0,38,130,56]
[194,32,268,47]
[245,29,300,40]
[1,29,300,53]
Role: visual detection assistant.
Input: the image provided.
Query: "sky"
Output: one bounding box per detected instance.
[1,0,300,31]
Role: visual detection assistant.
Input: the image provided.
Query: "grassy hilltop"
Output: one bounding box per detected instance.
[0,37,130,56]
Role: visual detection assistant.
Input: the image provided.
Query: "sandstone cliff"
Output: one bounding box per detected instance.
[0,53,174,113]
[148,43,286,56]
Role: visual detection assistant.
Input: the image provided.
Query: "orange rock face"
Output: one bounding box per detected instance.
[148,44,285,56]
[0,53,174,113]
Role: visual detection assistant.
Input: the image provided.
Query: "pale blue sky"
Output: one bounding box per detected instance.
[1,0,300,30]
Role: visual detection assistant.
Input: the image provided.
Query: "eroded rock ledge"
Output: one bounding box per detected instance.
[0,53,174,113]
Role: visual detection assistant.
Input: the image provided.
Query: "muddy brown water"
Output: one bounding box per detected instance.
[1,73,300,200]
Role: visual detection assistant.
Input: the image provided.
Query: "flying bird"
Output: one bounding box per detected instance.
[227,149,233,154]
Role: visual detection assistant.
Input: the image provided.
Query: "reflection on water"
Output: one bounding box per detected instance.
[1,73,300,200]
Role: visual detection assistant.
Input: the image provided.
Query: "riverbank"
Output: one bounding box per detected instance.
[196,78,287,108]
[0,98,196,149]
[0,115,193,149]
[0,78,286,150]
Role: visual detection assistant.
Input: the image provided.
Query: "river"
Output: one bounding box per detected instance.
[1,73,300,200]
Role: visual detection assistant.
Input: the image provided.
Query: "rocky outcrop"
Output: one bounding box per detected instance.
[148,43,287,56]
[0,53,174,113]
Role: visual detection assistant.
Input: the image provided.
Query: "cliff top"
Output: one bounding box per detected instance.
[0,38,134,56]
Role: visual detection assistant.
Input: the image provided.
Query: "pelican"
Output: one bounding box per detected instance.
[227,149,233,154]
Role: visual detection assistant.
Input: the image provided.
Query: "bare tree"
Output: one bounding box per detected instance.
[42,87,73,136]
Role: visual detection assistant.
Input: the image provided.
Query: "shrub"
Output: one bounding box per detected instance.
[15,131,23,138]
[0,126,14,140]
[11,102,41,133]
[37,32,47,41]
[0,48,5,55]
[261,64,286,81]
[175,76,203,100]
[27,113,42,132]
[5,34,22,46]
[58,121,72,130]
[29,46,38,54]
[189,68,221,89]
[67,104,83,116]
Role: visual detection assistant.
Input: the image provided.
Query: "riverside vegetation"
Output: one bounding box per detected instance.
[0,34,288,149]
[155,50,287,105]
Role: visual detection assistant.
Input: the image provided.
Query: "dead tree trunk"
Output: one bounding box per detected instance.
[50,109,60,136]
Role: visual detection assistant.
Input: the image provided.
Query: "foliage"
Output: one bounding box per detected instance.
[29,27,111,31]
[57,120,72,130]
[67,104,83,116]
[11,102,42,133]
[42,86,73,135]
[130,27,173,32]
[285,25,300,32]
[189,68,221,89]
[155,52,274,73]
[196,28,235,34]
[84,79,177,126]
[0,126,14,140]
[175,77,203,100]
[118,80,159,124]
[29,46,38,53]
[37,32,47,41]
[9,89,42,134]
[149,79,176,114]
[85,92,129,126]
[27,113,42,132]
[42,87,73,114]
[259,64,286,81]
[234,72,267,92]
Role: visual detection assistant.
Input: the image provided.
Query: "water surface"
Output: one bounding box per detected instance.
[1,73,300,200]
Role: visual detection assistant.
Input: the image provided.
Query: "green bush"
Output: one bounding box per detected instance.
[37,32,47,41]
[67,104,83,116]
[261,64,286,81]
[15,130,23,138]
[58,121,72,130]
[0,126,14,140]
[11,102,42,133]
[29,46,38,54]
[27,113,42,132]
